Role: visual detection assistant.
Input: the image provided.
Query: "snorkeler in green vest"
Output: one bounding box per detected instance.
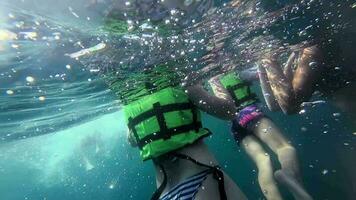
[107,62,247,200]
[87,1,248,199]
[186,70,313,200]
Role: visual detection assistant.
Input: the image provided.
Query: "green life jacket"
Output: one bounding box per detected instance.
[218,72,257,110]
[123,87,210,161]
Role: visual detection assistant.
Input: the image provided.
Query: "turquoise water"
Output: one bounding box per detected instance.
[1,91,355,199]
[1,0,355,199]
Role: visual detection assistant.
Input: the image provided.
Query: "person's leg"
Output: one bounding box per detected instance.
[283,51,298,82]
[259,56,297,114]
[252,117,313,200]
[241,135,283,200]
[257,62,283,112]
[259,45,323,114]
[291,45,323,104]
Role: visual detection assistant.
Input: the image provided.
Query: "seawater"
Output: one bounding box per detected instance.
[0,0,355,199]
[1,86,355,199]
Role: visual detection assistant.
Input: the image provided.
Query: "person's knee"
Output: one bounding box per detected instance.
[255,152,273,172]
[281,144,296,151]
[277,145,297,157]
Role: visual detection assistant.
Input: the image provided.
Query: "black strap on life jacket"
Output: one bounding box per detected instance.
[150,153,227,200]
[128,102,202,149]
[226,82,257,110]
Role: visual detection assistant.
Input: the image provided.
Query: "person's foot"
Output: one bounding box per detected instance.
[274,169,313,200]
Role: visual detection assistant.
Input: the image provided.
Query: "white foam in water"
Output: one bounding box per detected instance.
[0,111,125,187]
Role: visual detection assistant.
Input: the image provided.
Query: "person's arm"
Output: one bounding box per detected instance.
[185,76,237,120]
[186,84,237,120]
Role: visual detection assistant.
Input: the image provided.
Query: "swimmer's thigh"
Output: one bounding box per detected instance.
[292,45,323,102]
[252,117,291,152]
[260,58,296,114]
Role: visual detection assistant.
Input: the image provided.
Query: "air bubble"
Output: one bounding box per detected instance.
[11,44,19,49]
[26,76,35,83]
[299,109,306,114]
[6,90,14,95]
[333,113,341,117]
[322,169,328,175]
[309,62,318,68]
[39,96,46,101]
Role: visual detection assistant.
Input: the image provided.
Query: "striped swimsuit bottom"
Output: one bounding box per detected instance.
[159,170,210,200]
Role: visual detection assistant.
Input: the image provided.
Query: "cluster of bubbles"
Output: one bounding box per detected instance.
[0,6,118,141]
